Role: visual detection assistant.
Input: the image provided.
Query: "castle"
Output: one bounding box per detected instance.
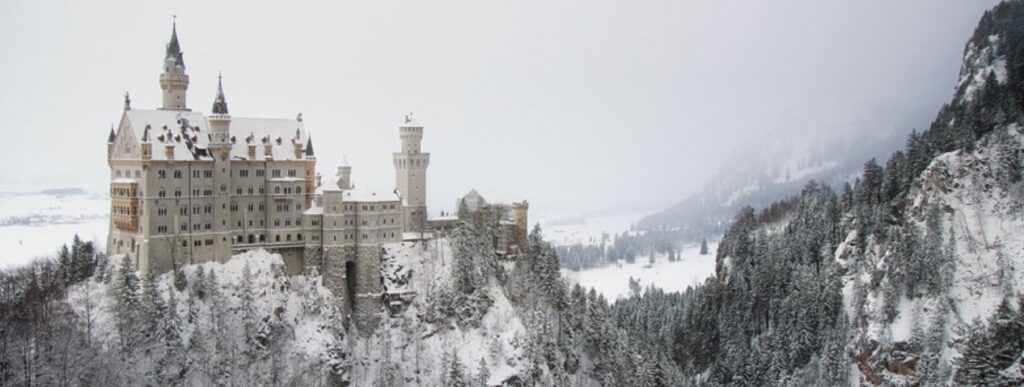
[106,22,528,329]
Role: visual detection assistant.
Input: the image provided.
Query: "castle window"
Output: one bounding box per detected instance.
[240,169,249,177]
[181,223,187,231]
[221,185,226,193]
[362,234,367,240]
[157,225,167,233]
[272,169,281,177]
[135,171,141,178]
[174,189,181,197]
[237,188,243,195]
[158,190,166,198]
[275,186,281,194]
[248,187,254,194]
[274,219,280,227]
[174,170,182,179]
[193,170,200,178]
[204,170,213,178]
[288,169,297,177]
[248,204,254,212]
[158,170,166,179]
[182,240,188,247]
[259,187,264,194]
[157,208,167,216]
[256,169,265,177]
[205,239,213,246]
[276,235,280,242]
[285,219,292,226]
[259,235,265,242]
[194,240,201,246]
[286,234,291,241]
[296,187,302,194]
[205,223,211,230]
[193,206,199,214]
[298,234,303,241]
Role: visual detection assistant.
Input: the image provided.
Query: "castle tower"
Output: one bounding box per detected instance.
[336,157,352,190]
[208,75,233,262]
[513,201,529,253]
[159,20,190,111]
[393,114,430,232]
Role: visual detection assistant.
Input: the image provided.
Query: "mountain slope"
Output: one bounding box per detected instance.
[612,2,1024,384]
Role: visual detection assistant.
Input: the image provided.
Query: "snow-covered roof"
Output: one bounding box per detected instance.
[119,109,309,162]
[303,206,323,215]
[269,177,304,182]
[111,178,139,184]
[342,189,399,203]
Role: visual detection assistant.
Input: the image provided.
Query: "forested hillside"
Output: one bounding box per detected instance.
[611,2,1024,384]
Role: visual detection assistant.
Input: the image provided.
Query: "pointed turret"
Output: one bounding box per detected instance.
[165,19,185,68]
[211,73,229,114]
[305,136,315,157]
[159,18,190,111]
[107,125,116,144]
[209,74,232,147]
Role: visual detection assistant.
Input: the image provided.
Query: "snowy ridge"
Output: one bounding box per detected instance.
[356,240,527,385]
[839,124,1024,384]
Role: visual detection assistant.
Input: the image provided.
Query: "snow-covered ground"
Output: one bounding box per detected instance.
[0,189,109,268]
[562,241,718,301]
[543,211,645,246]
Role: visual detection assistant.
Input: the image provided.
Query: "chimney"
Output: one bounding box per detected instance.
[293,141,302,159]
[248,144,257,159]
[165,144,175,160]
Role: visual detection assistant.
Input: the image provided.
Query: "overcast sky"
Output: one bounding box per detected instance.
[0,0,999,220]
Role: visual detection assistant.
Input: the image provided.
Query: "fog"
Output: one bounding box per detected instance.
[0,0,998,220]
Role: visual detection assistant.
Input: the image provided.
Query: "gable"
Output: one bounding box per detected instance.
[111,112,140,160]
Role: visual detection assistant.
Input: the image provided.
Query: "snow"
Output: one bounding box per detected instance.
[842,124,1024,377]
[561,241,718,301]
[0,189,109,268]
[350,239,528,385]
[957,34,1009,103]
[120,109,308,161]
[342,189,400,202]
[543,211,643,246]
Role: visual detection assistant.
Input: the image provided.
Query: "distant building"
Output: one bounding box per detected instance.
[453,190,529,256]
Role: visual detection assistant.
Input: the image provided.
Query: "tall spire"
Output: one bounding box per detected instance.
[305,136,315,156]
[165,16,185,68]
[212,73,229,114]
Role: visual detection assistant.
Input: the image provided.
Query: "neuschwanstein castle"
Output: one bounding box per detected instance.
[106,23,528,327]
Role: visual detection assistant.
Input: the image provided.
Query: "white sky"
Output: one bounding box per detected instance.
[0,0,998,220]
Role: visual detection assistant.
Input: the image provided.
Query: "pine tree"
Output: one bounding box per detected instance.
[445,348,468,387]
[954,319,1000,385]
[476,357,490,387]
[114,255,143,353]
[160,286,184,385]
[700,238,709,255]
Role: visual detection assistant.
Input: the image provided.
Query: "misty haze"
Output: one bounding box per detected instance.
[2,0,1023,385]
